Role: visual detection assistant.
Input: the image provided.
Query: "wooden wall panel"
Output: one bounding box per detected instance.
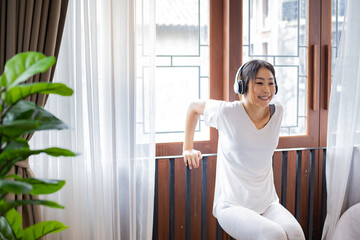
[206,156,217,240]
[155,149,325,240]
[174,159,185,240]
[157,160,170,240]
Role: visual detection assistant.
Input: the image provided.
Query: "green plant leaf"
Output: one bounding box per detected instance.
[0,200,64,215]
[4,82,73,106]
[3,138,30,151]
[0,74,5,89]
[5,208,23,239]
[0,150,36,177]
[5,175,65,195]
[0,120,40,138]
[0,179,32,194]
[23,221,68,240]
[0,52,55,89]
[3,100,38,122]
[2,101,68,139]
[28,178,66,195]
[0,148,76,177]
[41,148,76,157]
[0,216,16,240]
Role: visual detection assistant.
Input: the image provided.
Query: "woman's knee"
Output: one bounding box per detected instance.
[283,223,305,240]
[226,223,287,240]
[263,203,305,240]
[260,224,287,240]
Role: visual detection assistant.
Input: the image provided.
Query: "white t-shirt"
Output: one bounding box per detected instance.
[203,99,283,216]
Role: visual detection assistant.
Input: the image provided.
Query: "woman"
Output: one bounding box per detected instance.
[183,60,305,240]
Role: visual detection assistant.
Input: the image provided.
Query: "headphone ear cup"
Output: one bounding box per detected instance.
[238,80,244,95]
[233,79,244,95]
[233,77,240,94]
[234,65,245,95]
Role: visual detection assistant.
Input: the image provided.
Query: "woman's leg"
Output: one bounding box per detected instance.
[262,203,305,240]
[217,203,287,240]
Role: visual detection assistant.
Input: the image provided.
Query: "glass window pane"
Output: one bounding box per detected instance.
[243,0,308,136]
[248,0,300,56]
[155,67,198,132]
[156,0,199,55]
[331,0,347,76]
[275,66,299,127]
[155,67,210,143]
[155,0,209,143]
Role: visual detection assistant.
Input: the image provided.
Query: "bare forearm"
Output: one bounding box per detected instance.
[183,109,199,150]
[183,101,205,150]
[183,101,205,169]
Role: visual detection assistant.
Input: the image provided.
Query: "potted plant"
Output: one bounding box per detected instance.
[0,52,75,239]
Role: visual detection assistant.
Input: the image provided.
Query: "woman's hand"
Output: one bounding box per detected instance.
[183,149,203,169]
[183,101,205,169]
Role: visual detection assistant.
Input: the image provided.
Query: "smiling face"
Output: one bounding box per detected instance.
[244,67,276,109]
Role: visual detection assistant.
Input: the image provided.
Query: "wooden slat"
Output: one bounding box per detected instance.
[216,220,222,240]
[153,160,159,240]
[185,166,191,240]
[201,157,208,240]
[321,149,327,230]
[295,150,302,221]
[281,151,288,207]
[308,150,316,240]
[169,158,175,240]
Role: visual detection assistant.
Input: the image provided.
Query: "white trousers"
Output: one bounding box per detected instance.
[217,202,305,240]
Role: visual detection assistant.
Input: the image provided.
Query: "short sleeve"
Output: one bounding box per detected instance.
[270,100,284,131]
[271,100,284,121]
[203,99,223,130]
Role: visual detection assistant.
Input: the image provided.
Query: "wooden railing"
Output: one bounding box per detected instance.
[153,147,327,240]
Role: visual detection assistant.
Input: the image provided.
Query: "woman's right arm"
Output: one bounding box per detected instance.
[183,101,206,169]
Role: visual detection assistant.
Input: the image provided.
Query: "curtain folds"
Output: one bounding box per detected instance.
[30,0,156,239]
[0,0,69,229]
[322,0,360,239]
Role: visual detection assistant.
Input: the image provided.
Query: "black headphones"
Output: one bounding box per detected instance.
[234,62,278,95]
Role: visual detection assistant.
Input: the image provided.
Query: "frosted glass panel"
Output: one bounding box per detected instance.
[156,0,199,55]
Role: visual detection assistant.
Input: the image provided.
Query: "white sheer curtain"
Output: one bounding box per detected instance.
[29,0,156,239]
[322,0,360,239]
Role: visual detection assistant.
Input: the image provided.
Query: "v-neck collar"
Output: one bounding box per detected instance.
[240,102,276,134]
